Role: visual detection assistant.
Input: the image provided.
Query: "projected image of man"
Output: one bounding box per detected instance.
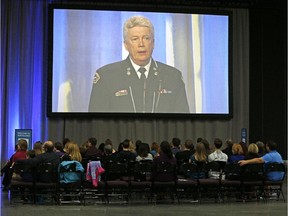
[89,15,189,113]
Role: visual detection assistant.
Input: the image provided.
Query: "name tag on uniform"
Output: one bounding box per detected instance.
[115,89,128,97]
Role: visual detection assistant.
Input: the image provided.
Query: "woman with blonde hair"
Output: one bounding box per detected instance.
[244,143,259,160]
[61,142,82,162]
[189,142,207,179]
[33,141,43,156]
[190,142,207,163]
[228,143,245,163]
[150,142,160,157]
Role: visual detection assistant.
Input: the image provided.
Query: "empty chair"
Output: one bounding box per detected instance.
[104,162,130,204]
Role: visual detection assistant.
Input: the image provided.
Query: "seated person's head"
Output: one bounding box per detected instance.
[184,139,194,151]
[266,140,277,151]
[54,141,63,152]
[33,141,43,155]
[214,138,223,149]
[232,143,244,155]
[104,144,113,155]
[122,139,130,149]
[160,141,173,158]
[43,141,54,152]
[88,137,97,147]
[171,137,181,148]
[225,138,233,148]
[137,143,149,157]
[26,150,35,159]
[18,139,28,151]
[247,143,259,154]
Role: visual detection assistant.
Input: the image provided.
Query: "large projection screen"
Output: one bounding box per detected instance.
[48,4,232,118]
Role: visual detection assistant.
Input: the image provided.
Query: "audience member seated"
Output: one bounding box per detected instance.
[85,137,102,160]
[196,137,203,143]
[175,139,195,167]
[129,140,137,155]
[116,142,124,154]
[1,144,19,191]
[150,142,160,157]
[256,141,266,156]
[101,144,118,164]
[61,142,82,162]
[19,141,60,166]
[12,139,28,162]
[202,138,212,155]
[171,137,182,156]
[136,143,153,161]
[116,139,136,162]
[3,140,29,188]
[62,137,71,151]
[17,141,60,182]
[189,142,208,179]
[208,138,228,163]
[54,141,65,157]
[239,140,284,181]
[135,140,143,154]
[239,141,248,156]
[33,141,43,156]
[20,150,36,182]
[98,143,105,155]
[228,143,245,163]
[152,141,177,182]
[244,143,259,160]
[222,138,234,157]
[104,138,116,153]
[79,141,90,159]
[208,138,228,179]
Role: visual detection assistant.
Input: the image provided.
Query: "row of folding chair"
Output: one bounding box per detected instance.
[216,162,286,203]
[9,160,286,205]
[10,162,59,204]
[10,161,87,205]
[82,160,178,205]
[176,161,286,203]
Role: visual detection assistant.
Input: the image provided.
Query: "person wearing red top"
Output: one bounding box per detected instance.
[12,139,28,162]
[1,139,28,191]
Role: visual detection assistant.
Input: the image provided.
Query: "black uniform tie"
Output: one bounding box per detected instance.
[138,67,147,80]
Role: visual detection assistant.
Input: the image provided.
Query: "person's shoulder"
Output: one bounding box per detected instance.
[155,61,184,81]
[97,59,128,74]
[175,151,182,157]
[156,61,180,71]
[221,151,228,157]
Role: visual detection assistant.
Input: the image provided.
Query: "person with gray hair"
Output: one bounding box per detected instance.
[255,140,266,156]
[89,15,189,113]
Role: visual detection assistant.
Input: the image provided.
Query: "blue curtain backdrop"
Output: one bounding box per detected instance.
[1,0,52,158]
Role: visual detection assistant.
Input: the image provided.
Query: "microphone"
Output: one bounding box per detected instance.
[152,91,156,113]
[155,80,162,111]
[129,86,136,112]
[143,79,146,113]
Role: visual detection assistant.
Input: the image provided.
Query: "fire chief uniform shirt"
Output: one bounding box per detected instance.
[89,57,190,113]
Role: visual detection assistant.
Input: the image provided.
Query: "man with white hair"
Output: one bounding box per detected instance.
[89,15,189,113]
